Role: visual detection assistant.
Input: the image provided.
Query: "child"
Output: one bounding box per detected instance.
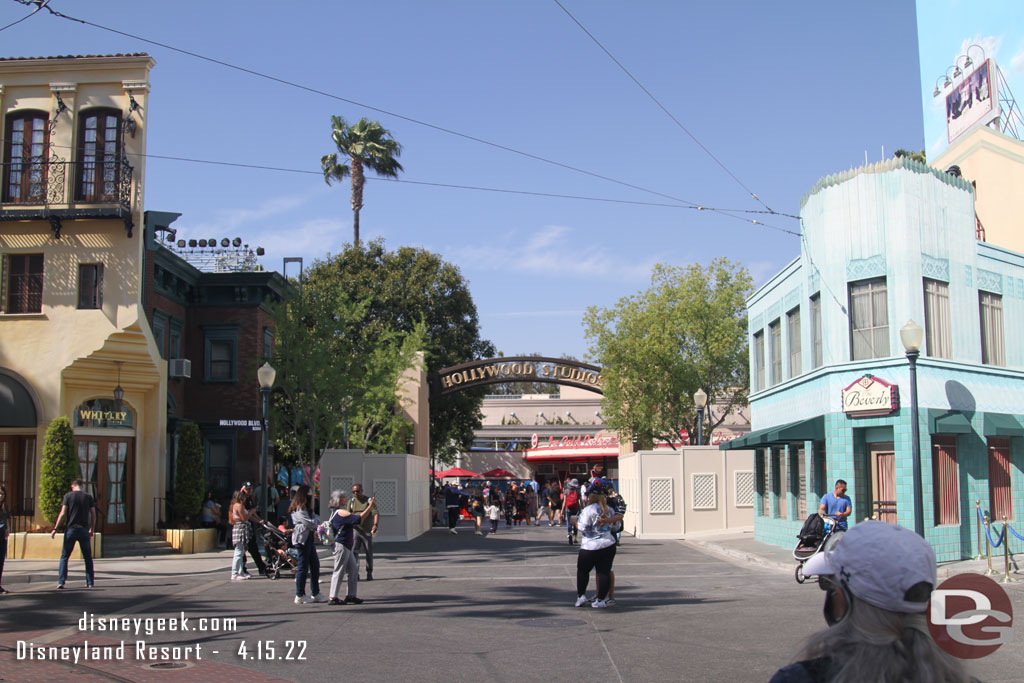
[484,500,501,534]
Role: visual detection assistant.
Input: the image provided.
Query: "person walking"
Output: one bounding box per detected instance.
[771,520,970,683]
[484,498,501,535]
[326,489,373,605]
[347,483,379,581]
[444,482,465,534]
[469,487,486,535]
[563,479,582,544]
[0,484,10,594]
[549,481,563,526]
[50,479,97,589]
[241,482,269,576]
[229,489,252,580]
[290,484,326,604]
[572,482,622,609]
[524,485,538,526]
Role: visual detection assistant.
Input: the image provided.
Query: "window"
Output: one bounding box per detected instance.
[989,438,1012,521]
[753,331,765,392]
[205,437,234,494]
[810,294,822,368]
[787,307,801,378]
[932,436,960,526]
[769,320,782,386]
[979,291,1005,366]
[263,326,274,362]
[849,278,889,360]
[923,279,951,358]
[77,264,103,309]
[771,448,786,519]
[168,320,182,359]
[756,451,768,517]
[76,109,122,202]
[152,312,167,359]
[4,253,44,313]
[4,111,50,204]
[204,326,239,382]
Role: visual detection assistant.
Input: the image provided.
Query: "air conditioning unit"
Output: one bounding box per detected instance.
[169,358,191,378]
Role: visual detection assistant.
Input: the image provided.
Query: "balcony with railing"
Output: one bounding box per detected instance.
[0,154,136,237]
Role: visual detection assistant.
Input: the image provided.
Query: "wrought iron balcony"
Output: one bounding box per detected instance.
[0,155,136,237]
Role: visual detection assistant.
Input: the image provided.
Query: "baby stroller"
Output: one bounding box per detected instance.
[261,522,299,580]
[793,514,838,584]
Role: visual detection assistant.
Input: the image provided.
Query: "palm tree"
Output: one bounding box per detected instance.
[321,116,403,248]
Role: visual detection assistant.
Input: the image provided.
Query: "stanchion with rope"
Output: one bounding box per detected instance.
[984,514,999,575]
[1000,516,1018,584]
[1004,517,1024,578]
[974,500,983,560]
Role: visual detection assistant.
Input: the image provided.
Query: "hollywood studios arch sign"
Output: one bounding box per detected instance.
[431,356,604,397]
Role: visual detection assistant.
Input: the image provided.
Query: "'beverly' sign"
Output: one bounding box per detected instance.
[842,375,899,417]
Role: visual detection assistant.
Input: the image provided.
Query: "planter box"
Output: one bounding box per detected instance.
[6,532,103,559]
[163,528,218,554]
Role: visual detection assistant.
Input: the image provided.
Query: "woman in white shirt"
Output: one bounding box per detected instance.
[572,482,623,609]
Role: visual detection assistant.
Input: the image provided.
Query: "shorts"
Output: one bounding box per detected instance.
[551,501,563,510]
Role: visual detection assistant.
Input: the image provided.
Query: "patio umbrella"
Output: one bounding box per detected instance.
[436,467,481,478]
[481,468,515,478]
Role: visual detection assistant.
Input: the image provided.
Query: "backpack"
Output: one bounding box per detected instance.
[324,510,345,545]
[797,513,824,545]
[607,494,627,534]
[564,489,580,512]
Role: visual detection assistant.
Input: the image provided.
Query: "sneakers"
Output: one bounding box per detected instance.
[567,535,574,545]
[449,529,458,535]
[604,598,616,607]
[344,595,364,604]
[294,595,313,604]
[574,595,590,607]
[232,574,251,581]
[592,599,609,609]
[328,597,344,605]
[475,530,483,535]
[310,594,328,603]
[56,584,65,590]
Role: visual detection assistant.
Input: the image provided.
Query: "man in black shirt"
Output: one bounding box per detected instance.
[50,479,97,589]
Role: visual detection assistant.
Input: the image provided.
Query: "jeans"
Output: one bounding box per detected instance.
[329,543,358,599]
[58,527,94,586]
[295,538,320,597]
[247,522,267,574]
[353,530,373,573]
[232,541,247,576]
[577,544,616,600]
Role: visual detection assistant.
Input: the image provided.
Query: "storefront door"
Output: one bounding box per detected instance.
[869,444,897,523]
[76,437,134,534]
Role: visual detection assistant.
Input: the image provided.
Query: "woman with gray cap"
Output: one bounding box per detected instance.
[771,520,970,683]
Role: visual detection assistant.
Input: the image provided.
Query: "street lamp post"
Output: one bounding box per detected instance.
[257,362,276,522]
[900,320,924,537]
[694,388,708,446]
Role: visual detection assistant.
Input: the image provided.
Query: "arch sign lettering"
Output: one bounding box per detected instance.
[432,356,603,397]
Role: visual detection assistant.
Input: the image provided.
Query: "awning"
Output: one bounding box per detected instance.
[928,409,972,434]
[0,373,36,427]
[719,416,824,450]
[984,413,1024,437]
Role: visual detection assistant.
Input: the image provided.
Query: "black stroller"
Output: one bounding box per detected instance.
[793,514,839,584]
[261,522,299,580]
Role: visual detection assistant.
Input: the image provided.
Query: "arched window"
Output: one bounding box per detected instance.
[76,108,122,202]
[3,110,49,203]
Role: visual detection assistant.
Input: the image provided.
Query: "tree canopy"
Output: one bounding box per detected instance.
[583,258,752,447]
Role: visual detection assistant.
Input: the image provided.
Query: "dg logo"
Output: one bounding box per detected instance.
[927,573,1013,659]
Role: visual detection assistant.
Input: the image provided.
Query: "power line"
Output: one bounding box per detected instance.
[17,0,801,234]
[551,0,779,215]
[1,0,45,32]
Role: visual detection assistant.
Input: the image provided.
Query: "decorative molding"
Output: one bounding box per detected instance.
[965,265,972,287]
[373,479,398,516]
[847,255,886,281]
[784,287,802,312]
[920,253,950,282]
[808,272,820,295]
[49,82,77,92]
[765,303,781,323]
[691,473,717,510]
[799,157,974,209]
[735,471,754,507]
[121,80,150,92]
[648,478,674,514]
[976,268,1003,294]
[749,313,764,333]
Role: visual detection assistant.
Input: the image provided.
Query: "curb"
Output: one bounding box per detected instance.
[686,539,791,572]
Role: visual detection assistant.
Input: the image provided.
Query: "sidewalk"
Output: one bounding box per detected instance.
[683,528,1022,580]
[2,548,232,588]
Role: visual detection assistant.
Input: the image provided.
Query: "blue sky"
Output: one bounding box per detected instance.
[917,0,1024,159]
[1,1,926,361]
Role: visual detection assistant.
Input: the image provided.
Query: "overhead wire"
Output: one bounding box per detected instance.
[551,0,785,217]
[1,0,45,32]
[13,0,801,236]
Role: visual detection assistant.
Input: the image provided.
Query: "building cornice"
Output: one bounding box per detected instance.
[798,157,974,209]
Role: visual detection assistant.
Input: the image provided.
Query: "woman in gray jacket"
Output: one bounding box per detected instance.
[290,485,326,605]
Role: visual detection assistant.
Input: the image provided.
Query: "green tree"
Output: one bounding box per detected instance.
[893,149,927,164]
[39,416,77,523]
[312,240,495,465]
[321,116,403,248]
[268,258,425,471]
[174,421,205,525]
[583,258,752,447]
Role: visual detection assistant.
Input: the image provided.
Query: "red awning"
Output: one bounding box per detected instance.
[523,451,617,462]
[481,468,516,478]
[436,467,481,478]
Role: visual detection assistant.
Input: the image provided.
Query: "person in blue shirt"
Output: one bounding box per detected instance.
[819,479,852,531]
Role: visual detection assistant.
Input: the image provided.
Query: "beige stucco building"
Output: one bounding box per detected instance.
[0,54,166,534]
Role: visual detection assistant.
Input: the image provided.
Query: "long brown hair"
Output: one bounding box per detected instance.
[289,484,311,514]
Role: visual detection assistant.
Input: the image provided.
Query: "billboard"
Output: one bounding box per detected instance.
[946,59,1000,143]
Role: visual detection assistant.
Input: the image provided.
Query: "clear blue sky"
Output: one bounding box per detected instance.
[1,0,924,361]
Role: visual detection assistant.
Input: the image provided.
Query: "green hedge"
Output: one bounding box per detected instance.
[39,417,77,523]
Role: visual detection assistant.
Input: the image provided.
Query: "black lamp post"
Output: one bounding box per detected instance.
[257,362,276,522]
[900,320,924,537]
[693,388,708,446]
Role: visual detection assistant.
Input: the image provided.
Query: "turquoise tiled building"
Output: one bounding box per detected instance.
[721,157,1024,562]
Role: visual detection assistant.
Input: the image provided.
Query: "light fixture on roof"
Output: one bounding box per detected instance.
[113,361,124,407]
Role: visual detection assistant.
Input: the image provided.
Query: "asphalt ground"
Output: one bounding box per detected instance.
[3,521,1024,682]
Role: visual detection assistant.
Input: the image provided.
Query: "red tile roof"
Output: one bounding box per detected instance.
[0,53,150,61]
